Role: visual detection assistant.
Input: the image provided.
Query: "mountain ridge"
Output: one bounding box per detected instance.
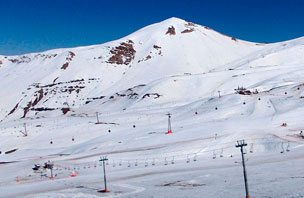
[0,17,303,121]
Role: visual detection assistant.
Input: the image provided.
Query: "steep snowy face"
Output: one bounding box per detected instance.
[0,17,303,122]
[111,17,262,91]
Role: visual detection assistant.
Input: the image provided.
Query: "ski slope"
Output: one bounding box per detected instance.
[0,17,304,197]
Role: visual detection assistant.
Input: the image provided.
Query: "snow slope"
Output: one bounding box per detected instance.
[0,17,304,198]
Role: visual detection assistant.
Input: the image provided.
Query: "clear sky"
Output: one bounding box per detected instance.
[0,0,303,55]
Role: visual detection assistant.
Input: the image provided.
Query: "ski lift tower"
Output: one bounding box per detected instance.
[99,156,109,193]
[236,140,250,198]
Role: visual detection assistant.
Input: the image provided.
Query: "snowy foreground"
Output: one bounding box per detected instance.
[1,18,304,197]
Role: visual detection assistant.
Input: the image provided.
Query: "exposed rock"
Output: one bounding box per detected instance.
[61,108,70,114]
[145,55,152,60]
[23,101,32,118]
[8,56,31,64]
[34,53,57,60]
[32,89,44,106]
[107,40,136,65]
[8,102,19,116]
[61,51,75,70]
[181,29,194,34]
[186,21,196,27]
[153,45,161,49]
[166,26,176,35]
[142,93,161,99]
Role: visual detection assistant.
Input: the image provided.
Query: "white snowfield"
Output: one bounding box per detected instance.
[0,17,304,198]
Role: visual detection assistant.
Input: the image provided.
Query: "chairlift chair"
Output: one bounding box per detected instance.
[280,142,285,154]
[171,156,175,164]
[193,154,197,162]
[286,142,290,152]
[220,148,223,158]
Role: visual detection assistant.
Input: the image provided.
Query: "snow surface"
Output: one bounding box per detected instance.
[0,17,304,197]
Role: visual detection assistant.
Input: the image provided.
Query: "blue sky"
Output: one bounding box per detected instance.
[0,0,303,55]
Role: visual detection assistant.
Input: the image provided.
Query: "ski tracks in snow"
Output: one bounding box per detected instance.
[107,183,145,198]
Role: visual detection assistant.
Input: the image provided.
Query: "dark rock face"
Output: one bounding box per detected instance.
[61,51,75,70]
[166,26,176,35]
[107,40,136,65]
[181,29,194,34]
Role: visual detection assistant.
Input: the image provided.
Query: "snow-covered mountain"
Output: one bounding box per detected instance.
[0,17,266,120]
[1,17,304,198]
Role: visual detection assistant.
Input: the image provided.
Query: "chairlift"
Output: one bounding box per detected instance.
[193,154,197,162]
[145,159,148,167]
[128,161,131,167]
[286,142,290,152]
[119,160,122,166]
[280,142,285,154]
[220,148,223,158]
[212,151,216,159]
[186,155,190,163]
[135,159,138,166]
[152,158,155,166]
[250,143,254,153]
[113,160,116,167]
[171,156,175,164]
[244,148,247,154]
[164,158,168,165]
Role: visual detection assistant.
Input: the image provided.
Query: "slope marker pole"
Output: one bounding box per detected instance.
[167,113,172,134]
[96,112,100,124]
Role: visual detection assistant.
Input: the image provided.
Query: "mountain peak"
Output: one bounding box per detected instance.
[161,17,186,24]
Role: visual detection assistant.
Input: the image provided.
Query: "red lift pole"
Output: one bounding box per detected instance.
[167,113,172,134]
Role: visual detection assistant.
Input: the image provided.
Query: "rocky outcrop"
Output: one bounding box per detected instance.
[61,51,75,70]
[166,26,176,35]
[181,29,194,34]
[107,40,136,65]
